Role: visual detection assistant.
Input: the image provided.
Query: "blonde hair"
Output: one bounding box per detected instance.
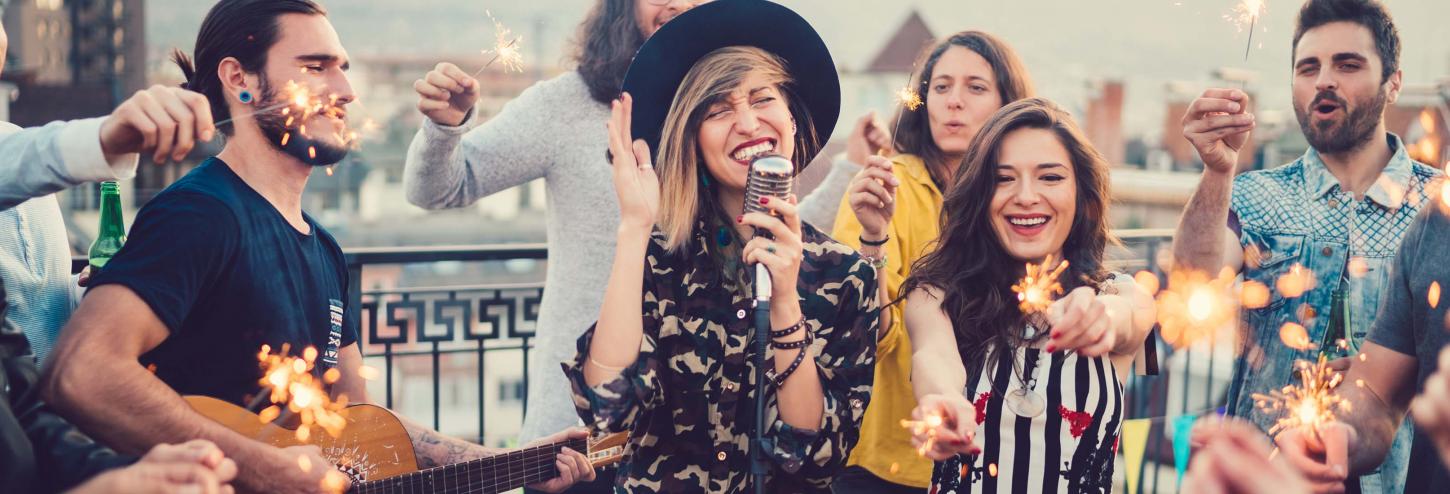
[654,46,820,252]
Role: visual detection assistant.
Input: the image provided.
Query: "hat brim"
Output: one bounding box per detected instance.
[621,0,840,167]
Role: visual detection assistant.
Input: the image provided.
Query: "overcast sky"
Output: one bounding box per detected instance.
[148,0,1449,138]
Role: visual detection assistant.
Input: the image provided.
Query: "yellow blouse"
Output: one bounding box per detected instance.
[831,153,943,487]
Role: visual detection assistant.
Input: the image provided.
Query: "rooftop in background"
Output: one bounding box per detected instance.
[863,10,934,74]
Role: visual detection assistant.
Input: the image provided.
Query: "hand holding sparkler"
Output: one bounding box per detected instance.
[412,10,525,127]
[414,62,481,127]
[1045,286,1115,356]
[101,85,217,164]
[1183,417,1311,494]
[1181,89,1255,175]
[1255,355,1355,490]
[845,155,900,238]
[904,393,979,460]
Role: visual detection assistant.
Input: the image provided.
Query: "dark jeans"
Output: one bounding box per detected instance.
[524,467,617,494]
[831,466,924,494]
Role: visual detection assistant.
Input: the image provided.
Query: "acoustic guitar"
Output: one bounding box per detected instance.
[186,395,627,493]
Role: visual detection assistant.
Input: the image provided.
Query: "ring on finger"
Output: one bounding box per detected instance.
[766,243,776,254]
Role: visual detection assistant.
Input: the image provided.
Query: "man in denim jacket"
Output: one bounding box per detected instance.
[1171,0,1439,492]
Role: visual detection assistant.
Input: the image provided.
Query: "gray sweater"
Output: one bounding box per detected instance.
[404,71,616,441]
[403,70,857,441]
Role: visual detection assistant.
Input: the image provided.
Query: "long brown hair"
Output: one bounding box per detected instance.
[655,46,820,252]
[573,0,647,104]
[899,98,1113,374]
[893,30,1035,189]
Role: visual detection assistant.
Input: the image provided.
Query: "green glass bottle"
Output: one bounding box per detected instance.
[88,181,126,270]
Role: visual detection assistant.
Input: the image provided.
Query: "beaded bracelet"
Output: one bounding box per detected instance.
[770,333,812,386]
[770,318,806,339]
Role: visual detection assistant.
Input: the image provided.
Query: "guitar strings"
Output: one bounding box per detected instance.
[353,436,591,493]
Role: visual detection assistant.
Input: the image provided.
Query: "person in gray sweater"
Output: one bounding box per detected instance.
[404,0,702,447]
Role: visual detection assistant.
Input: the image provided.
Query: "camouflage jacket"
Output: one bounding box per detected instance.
[563,220,879,493]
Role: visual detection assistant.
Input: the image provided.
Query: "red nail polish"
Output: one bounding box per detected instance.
[1045,345,1056,353]
[760,197,769,205]
[736,216,743,224]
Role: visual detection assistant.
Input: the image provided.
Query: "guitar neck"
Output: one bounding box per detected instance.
[352,437,589,494]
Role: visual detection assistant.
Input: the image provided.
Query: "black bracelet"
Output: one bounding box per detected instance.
[859,235,889,247]
[771,334,811,350]
[770,318,805,339]
[771,336,811,386]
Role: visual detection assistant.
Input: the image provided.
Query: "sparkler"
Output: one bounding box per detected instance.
[472,11,525,78]
[1012,257,1070,314]
[880,85,923,157]
[1227,0,1267,61]
[1154,268,1237,349]
[1252,354,1351,448]
[214,80,339,129]
[255,344,349,442]
[900,412,946,457]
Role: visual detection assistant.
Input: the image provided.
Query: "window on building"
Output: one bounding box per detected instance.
[497,378,526,405]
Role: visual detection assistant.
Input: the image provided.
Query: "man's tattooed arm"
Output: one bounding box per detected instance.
[399,415,504,468]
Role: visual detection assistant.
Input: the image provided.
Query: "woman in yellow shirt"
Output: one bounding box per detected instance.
[830,31,1036,493]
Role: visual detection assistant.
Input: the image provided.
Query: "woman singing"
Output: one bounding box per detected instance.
[561,1,877,492]
[903,98,1155,493]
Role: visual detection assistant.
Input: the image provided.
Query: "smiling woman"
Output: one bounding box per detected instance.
[899,98,1155,493]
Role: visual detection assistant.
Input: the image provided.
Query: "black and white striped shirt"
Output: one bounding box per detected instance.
[930,345,1124,494]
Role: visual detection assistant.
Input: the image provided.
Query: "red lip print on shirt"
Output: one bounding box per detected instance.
[1059,406,1094,438]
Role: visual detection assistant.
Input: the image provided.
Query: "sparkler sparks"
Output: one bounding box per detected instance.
[901,412,947,457]
[473,11,525,78]
[1253,355,1351,446]
[1226,0,1267,61]
[1155,268,1237,348]
[880,85,924,157]
[895,86,924,111]
[255,344,349,442]
[1012,257,1069,314]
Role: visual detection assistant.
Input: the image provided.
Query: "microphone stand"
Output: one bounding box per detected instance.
[750,262,772,494]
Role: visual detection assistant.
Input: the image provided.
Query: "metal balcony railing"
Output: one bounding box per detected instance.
[75,229,1224,491]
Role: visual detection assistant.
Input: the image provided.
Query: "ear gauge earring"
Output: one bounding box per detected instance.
[238,90,254,104]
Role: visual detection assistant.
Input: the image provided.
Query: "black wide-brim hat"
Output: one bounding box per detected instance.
[621,0,840,167]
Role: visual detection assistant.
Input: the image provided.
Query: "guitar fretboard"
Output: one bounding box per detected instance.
[351,437,589,494]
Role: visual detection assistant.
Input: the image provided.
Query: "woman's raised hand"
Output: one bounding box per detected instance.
[608,93,660,232]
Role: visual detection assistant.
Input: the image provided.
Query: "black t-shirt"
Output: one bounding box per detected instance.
[89,158,358,406]
[1366,205,1450,491]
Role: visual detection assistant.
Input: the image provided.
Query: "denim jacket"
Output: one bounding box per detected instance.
[1225,133,1440,493]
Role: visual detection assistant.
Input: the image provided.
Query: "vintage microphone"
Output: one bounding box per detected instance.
[742,154,793,494]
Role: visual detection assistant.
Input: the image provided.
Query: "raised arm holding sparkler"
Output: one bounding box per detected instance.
[411,11,525,128]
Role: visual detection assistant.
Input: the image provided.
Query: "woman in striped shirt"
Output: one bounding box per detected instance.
[899,98,1156,493]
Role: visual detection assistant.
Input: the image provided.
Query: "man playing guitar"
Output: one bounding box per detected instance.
[38,2,594,492]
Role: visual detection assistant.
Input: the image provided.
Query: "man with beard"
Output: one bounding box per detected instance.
[38,2,593,493]
[1171,0,1437,492]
